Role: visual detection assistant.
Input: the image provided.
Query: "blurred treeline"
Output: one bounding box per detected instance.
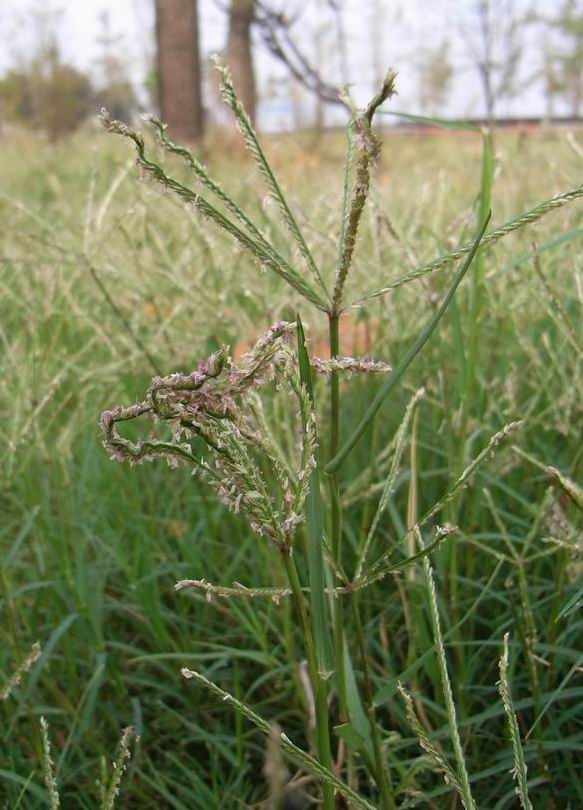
[0,0,582,142]
[0,8,136,141]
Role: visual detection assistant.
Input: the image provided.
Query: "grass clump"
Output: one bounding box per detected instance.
[0,59,581,808]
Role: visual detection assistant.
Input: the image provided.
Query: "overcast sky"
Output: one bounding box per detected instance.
[0,0,568,128]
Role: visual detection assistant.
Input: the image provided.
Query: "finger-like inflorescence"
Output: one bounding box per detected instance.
[100,322,317,552]
[311,356,392,376]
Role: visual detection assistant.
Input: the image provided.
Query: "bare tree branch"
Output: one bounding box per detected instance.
[254,0,346,107]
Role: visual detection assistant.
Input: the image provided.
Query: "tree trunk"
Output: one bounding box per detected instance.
[155,0,204,141]
[226,0,256,124]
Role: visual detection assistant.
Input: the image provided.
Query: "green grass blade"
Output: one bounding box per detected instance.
[326,213,490,473]
[556,585,583,621]
[525,652,583,741]
[379,110,481,131]
[496,227,583,275]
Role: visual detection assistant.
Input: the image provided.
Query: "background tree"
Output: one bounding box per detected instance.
[417,40,453,115]
[95,11,137,122]
[155,0,204,141]
[541,40,563,118]
[226,0,256,124]
[462,0,533,121]
[0,5,94,140]
[254,1,344,109]
[548,0,583,116]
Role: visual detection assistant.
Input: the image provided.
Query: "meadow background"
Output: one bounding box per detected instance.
[0,123,581,807]
[1,0,583,807]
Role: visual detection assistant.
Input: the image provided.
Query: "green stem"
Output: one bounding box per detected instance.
[282,552,334,810]
[328,315,348,721]
[351,593,396,810]
[327,212,490,473]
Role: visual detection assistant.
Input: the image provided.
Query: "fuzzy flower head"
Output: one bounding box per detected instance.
[100,321,314,551]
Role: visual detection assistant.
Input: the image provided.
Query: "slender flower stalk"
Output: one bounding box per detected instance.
[498,634,534,810]
[101,727,139,810]
[40,717,60,810]
[0,641,41,701]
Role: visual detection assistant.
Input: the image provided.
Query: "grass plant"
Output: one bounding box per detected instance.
[0,62,582,808]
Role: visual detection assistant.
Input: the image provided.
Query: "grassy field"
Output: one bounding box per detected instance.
[0,117,582,809]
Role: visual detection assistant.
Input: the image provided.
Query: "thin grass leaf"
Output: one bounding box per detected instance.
[525,652,583,741]
[181,668,378,810]
[326,213,490,472]
[493,227,583,276]
[213,57,329,300]
[0,771,47,804]
[350,185,583,308]
[342,646,376,762]
[88,265,161,375]
[556,585,583,621]
[497,634,534,810]
[379,110,481,131]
